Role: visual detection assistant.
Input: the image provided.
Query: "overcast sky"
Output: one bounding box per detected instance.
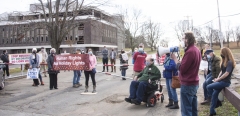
[0,0,240,46]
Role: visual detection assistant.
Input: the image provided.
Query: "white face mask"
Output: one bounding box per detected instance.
[139,48,143,52]
[88,51,92,54]
[180,41,185,48]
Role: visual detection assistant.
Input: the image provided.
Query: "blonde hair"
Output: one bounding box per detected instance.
[220,47,236,68]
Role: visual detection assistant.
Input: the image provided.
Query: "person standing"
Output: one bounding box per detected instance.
[0,50,10,78]
[119,49,128,80]
[132,43,147,79]
[163,53,179,109]
[39,47,48,78]
[29,48,42,86]
[73,49,82,88]
[109,48,117,72]
[47,48,59,90]
[84,48,97,93]
[171,32,201,116]
[200,50,221,105]
[206,47,236,116]
[102,46,109,72]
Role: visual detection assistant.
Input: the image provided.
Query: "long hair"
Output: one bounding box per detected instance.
[221,47,236,68]
[184,31,196,46]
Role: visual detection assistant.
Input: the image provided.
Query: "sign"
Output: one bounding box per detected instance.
[199,60,208,70]
[27,68,39,79]
[9,53,42,64]
[53,54,90,70]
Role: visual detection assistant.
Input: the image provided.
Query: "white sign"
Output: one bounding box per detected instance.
[9,53,42,64]
[27,68,39,79]
[199,60,208,70]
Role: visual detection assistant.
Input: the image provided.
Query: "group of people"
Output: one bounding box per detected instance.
[124,31,236,116]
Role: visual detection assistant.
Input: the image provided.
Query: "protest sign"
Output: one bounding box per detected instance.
[53,54,90,70]
[9,53,42,64]
[27,68,39,79]
[199,60,208,70]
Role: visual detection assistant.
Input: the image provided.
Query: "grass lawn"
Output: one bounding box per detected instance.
[198,98,239,116]
[9,68,27,74]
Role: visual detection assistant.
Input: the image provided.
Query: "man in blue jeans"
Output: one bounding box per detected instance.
[73,49,82,88]
[172,32,201,116]
[125,57,161,105]
[201,50,221,105]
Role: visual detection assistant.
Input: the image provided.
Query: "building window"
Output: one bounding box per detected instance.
[2,28,4,31]
[65,37,68,41]
[32,37,34,42]
[41,36,44,42]
[36,37,39,42]
[70,36,72,40]
[78,23,84,30]
[10,39,12,43]
[46,36,48,41]
[75,37,78,41]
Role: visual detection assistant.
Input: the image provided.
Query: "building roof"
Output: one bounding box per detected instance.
[0,44,118,50]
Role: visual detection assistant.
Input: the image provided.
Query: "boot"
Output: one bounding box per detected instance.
[169,101,179,109]
[201,97,211,105]
[84,86,88,92]
[41,81,44,85]
[92,85,96,93]
[165,99,173,107]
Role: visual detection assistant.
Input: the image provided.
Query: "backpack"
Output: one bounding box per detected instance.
[1,54,9,63]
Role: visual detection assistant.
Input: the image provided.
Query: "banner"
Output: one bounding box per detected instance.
[53,54,90,70]
[9,53,42,64]
[27,68,39,79]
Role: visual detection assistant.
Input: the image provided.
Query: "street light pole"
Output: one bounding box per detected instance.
[217,0,223,48]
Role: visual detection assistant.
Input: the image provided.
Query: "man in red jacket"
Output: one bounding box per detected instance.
[171,32,201,116]
[132,43,147,79]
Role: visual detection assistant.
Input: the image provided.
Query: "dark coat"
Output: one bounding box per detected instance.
[47,54,60,74]
[119,54,128,69]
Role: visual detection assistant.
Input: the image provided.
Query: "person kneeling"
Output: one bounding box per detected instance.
[125,57,161,105]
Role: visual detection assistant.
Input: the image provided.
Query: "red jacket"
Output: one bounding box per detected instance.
[179,45,201,86]
[133,52,147,72]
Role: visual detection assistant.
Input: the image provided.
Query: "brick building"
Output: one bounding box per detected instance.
[0,2,125,55]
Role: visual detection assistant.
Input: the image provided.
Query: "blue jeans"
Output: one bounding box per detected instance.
[121,69,126,77]
[73,70,81,85]
[129,81,148,102]
[207,81,230,114]
[166,78,178,102]
[181,85,199,116]
[203,73,212,100]
[38,70,42,82]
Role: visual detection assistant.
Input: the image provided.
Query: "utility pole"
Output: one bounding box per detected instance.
[217,0,223,48]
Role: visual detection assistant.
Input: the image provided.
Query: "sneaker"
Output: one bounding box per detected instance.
[125,98,132,103]
[73,84,79,88]
[200,99,211,105]
[131,99,141,105]
[122,78,126,80]
[76,83,82,86]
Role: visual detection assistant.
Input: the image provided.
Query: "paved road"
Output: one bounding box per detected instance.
[0,59,208,116]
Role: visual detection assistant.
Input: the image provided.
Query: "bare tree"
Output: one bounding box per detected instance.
[159,39,168,47]
[36,0,109,53]
[235,26,240,47]
[114,8,145,52]
[173,20,189,41]
[144,20,162,51]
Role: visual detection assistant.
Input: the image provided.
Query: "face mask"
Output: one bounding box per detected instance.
[180,41,185,48]
[139,48,143,52]
[221,54,225,59]
[146,62,151,66]
[207,55,211,59]
[135,50,137,52]
[41,49,44,52]
[33,51,36,54]
[88,51,92,54]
